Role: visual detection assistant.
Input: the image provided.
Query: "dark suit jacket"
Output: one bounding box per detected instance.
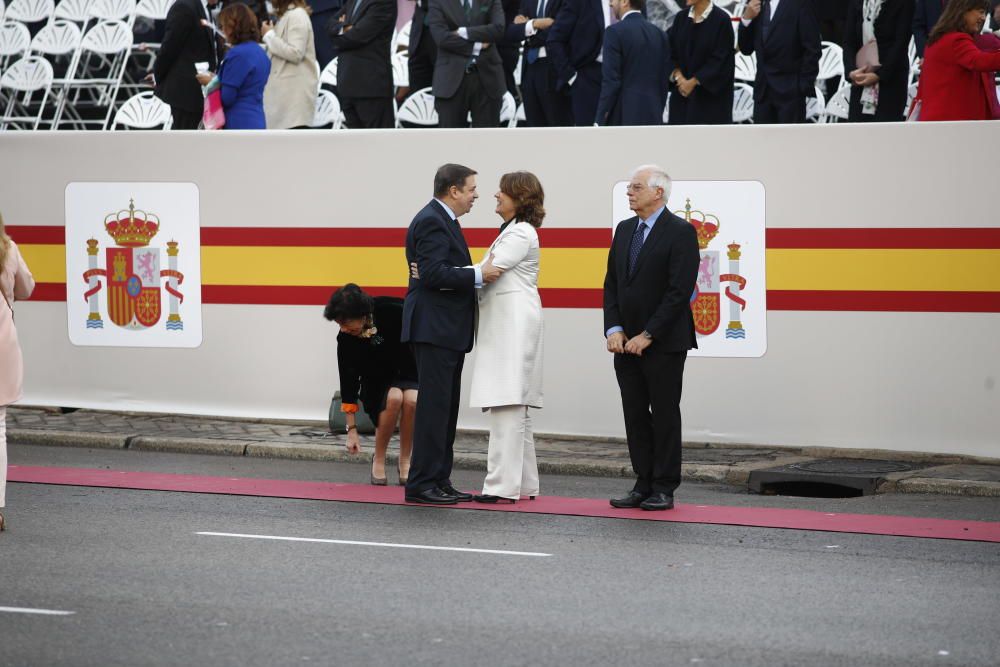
[595,12,670,125]
[329,0,397,98]
[912,0,944,57]
[546,0,605,91]
[402,200,478,353]
[308,0,342,67]
[427,0,506,99]
[844,0,914,121]
[737,0,821,102]
[154,0,218,113]
[410,0,431,54]
[603,209,700,353]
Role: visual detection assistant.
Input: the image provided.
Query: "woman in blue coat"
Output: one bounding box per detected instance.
[197,3,271,129]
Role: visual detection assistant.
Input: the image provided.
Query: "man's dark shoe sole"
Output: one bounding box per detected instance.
[405,495,458,505]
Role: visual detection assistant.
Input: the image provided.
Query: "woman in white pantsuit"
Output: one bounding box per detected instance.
[469,172,546,504]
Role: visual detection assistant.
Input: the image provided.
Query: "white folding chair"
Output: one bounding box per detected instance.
[26,18,83,121]
[734,50,756,83]
[54,0,96,26]
[806,84,826,123]
[395,85,437,127]
[905,82,918,115]
[309,89,343,128]
[54,19,133,128]
[500,89,516,127]
[908,36,920,85]
[512,47,522,86]
[392,50,408,88]
[4,0,55,25]
[817,40,844,89]
[662,92,670,124]
[0,55,54,129]
[320,56,337,88]
[133,0,174,49]
[110,89,170,128]
[824,83,850,122]
[88,0,137,24]
[395,19,410,53]
[0,20,32,70]
[732,82,754,122]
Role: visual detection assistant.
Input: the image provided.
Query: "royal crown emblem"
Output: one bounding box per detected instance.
[678,199,748,339]
[81,199,185,331]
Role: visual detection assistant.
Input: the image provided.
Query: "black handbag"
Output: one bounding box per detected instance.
[328,391,376,434]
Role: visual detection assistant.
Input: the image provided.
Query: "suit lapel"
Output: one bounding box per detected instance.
[431,200,472,261]
[627,209,670,283]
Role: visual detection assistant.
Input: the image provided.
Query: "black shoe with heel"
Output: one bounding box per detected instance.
[473,494,517,504]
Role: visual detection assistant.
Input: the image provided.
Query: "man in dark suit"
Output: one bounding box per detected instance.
[506,0,573,125]
[329,0,398,128]
[402,164,502,505]
[595,0,671,125]
[738,0,821,124]
[913,0,947,58]
[153,0,220,130]
[428,0,507,127]
[408,0,439,93]
[547,0,610,126]
[308,0,343,68]
[603,165,699,511]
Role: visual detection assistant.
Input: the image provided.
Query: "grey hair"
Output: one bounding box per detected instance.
[630,164,672,201]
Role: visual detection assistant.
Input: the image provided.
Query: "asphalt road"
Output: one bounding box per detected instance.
[2,444,999,667]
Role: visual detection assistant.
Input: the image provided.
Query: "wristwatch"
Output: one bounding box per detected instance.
[346,424,357,432]
[642,330,653,340]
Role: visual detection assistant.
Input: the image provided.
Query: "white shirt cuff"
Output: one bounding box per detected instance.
[472,42,483,56]
[458,27,469,39]
[473,265,484,288]
[741,18,751,27]
[605,326,624,337]
[524,20,538,37]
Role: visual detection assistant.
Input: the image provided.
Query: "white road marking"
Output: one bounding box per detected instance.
[196,531,553,557]
[0,606,75,616]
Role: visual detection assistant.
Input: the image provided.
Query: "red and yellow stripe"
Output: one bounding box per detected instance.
[12,225,1000,312]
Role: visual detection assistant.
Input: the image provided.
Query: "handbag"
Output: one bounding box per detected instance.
[201,75,225,130]
[855,40,881,72]
[328,391,375,434]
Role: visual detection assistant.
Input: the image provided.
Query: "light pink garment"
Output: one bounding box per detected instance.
[0,240,35,406]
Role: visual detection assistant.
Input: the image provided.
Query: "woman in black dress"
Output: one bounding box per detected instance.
[324,284,418,486]
[843,0,915,122]
[667,0,735,125]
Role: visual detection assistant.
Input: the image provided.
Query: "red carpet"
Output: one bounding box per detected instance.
[9,465,1000,543]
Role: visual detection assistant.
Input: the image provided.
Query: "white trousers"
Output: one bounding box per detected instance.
[481,405,539,500]
[1,406,7,508]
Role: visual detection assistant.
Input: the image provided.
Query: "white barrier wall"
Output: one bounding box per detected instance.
[1,123,998,457]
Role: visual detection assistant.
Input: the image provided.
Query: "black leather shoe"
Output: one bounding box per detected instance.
[473,494,516,504]
[439,484,473,502]
[609,491,647,508]
[405,488,459,505]
[639,492,674,511]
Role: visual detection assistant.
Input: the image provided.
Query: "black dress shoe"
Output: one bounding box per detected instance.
[438,484,473,502]
[639,492,675,511]
[609,491,647,509]
[473,494,516,504]
[405,488,459,505]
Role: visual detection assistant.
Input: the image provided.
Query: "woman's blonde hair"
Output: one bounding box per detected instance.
[0,211,9,274]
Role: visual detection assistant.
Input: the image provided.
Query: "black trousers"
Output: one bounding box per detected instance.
[435,69,502,128]
[569,61,602,126]
[170,108,202,130]
[753,95,807,123]
[614,348,687,496]
[406,343,465,494]
[341,96,395,129]
[408,34,437,93]
[521,58,572,127]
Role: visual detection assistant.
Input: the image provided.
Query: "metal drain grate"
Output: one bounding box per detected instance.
[748,459,917,497]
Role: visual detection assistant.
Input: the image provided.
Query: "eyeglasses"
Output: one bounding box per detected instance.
[625,183,647,192]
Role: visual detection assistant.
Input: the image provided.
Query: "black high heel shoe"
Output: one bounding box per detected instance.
[473,494,517,504]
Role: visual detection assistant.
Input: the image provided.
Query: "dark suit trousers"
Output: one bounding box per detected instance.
[170,109,202,130]
[406,342,465,494]
[342,96,395,128]
[614,348,687,496]
[522,58,572,127]
[436,69,502,127]
[408,32,437,93]
[569,61,602,126]
[753,95,807,124]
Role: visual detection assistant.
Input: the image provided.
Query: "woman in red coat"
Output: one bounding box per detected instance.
[917,0,1000,120]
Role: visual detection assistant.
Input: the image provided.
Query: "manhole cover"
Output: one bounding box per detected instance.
[790,459,913,475]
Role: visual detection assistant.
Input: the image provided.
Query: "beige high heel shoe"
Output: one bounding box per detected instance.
[0,512,6,532]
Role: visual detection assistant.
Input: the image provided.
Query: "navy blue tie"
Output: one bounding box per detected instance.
[628,222,646,277]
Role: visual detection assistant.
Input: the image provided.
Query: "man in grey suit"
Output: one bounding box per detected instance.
[428,0,507,127]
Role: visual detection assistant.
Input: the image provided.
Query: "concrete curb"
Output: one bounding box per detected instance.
[129,436,251,457]
[9,429,131,450]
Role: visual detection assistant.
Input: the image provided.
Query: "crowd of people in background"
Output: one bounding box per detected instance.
[140,0,1000,128]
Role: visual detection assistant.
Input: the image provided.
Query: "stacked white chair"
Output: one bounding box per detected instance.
[824,84,850,122]
[0,20,32,70]
[732,81,754,122]
[0,55,54,129]
[515,100,526,126]
[395,19,410,53]
[395,85,436,127]
[5,0,55,25]
[806,85,826,122]
[499,89,516,127]
[26,19,82,123]
[310,89,343,128]
[391,50,408,88]
[908,36,919,85]
[53,0,96,26]
[320,56,337,88]
[87,0,136,24]
[817,41,844,92]
[54,19,133,128]
[110,89,171,128]
[734,51,756,83]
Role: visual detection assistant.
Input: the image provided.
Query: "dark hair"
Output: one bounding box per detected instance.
[433,164,477,199]
[928,0,990,45]
[499,171,545,228]
[219,3,261,45]
[629,0,646,12]
[324,283,374,322]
